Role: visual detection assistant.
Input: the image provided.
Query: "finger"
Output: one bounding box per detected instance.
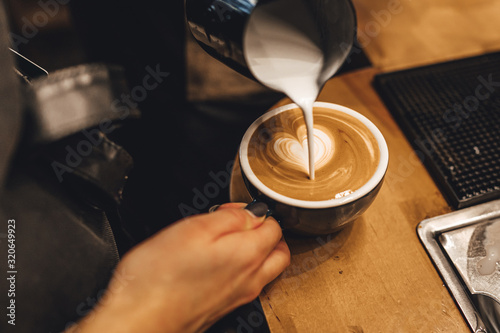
[256,237,291,286]
[228,237,290,306]
[236,216,284,262]
[189,208,265,238]
[244,201,269,219]
[215,202,247,211]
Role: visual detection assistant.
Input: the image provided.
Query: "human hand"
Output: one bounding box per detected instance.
[71,203,290,333]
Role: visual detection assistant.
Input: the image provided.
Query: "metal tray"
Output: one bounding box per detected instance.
[418,200,500,332]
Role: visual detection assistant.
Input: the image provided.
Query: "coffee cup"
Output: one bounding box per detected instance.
[238,102,389,235]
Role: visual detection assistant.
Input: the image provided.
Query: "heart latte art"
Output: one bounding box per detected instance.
[273,129,333,172]
[246,107,380,201]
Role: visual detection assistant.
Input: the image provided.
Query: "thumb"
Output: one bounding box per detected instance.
[192,205,268,237]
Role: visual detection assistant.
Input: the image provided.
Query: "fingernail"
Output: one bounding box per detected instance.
[208,205,220,213]
[244,202,269,218]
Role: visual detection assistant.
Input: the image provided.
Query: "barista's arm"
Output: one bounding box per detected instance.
[67,203,290,333]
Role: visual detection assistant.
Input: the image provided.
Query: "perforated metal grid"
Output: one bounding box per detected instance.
[374,52,500,209]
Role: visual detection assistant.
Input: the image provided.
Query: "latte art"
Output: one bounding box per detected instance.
[273,128,334,173]
[247,107,380,201]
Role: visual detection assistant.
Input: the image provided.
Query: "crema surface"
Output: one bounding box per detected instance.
[247,107,380,201]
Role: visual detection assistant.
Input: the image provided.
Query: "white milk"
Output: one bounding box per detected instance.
[244,0,324,180]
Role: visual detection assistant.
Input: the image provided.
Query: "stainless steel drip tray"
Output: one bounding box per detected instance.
[418,200,500,333]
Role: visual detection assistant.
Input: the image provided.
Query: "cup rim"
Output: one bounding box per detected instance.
[239,102,389,209]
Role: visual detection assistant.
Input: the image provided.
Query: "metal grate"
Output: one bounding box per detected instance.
[374,52,500,209]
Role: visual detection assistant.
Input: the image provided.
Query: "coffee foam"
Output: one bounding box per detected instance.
[246,107,380,201]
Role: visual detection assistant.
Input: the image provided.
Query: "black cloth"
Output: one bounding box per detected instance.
[1,162,120,333]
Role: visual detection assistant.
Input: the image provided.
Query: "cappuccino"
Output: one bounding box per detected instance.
[244,106,380,201]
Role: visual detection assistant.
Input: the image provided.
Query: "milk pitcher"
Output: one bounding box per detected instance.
[185,0,357,89]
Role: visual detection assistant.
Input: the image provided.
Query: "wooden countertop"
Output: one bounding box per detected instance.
[230,67,470,332]
[352,0,500,71]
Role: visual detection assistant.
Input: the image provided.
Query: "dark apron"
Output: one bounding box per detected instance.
[0,1,140,331]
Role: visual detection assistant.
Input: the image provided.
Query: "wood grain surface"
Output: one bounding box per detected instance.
[230,68,470,332]
[351,0,500,71]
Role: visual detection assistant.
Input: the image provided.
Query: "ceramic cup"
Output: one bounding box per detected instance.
[239,102,389,235]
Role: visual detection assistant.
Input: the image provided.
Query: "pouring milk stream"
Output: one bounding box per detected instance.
[244,0,332,180]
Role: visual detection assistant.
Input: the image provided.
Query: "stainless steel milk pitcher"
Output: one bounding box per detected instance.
[185,0,357,87]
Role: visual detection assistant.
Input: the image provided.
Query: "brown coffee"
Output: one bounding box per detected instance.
[246,107,380,201]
